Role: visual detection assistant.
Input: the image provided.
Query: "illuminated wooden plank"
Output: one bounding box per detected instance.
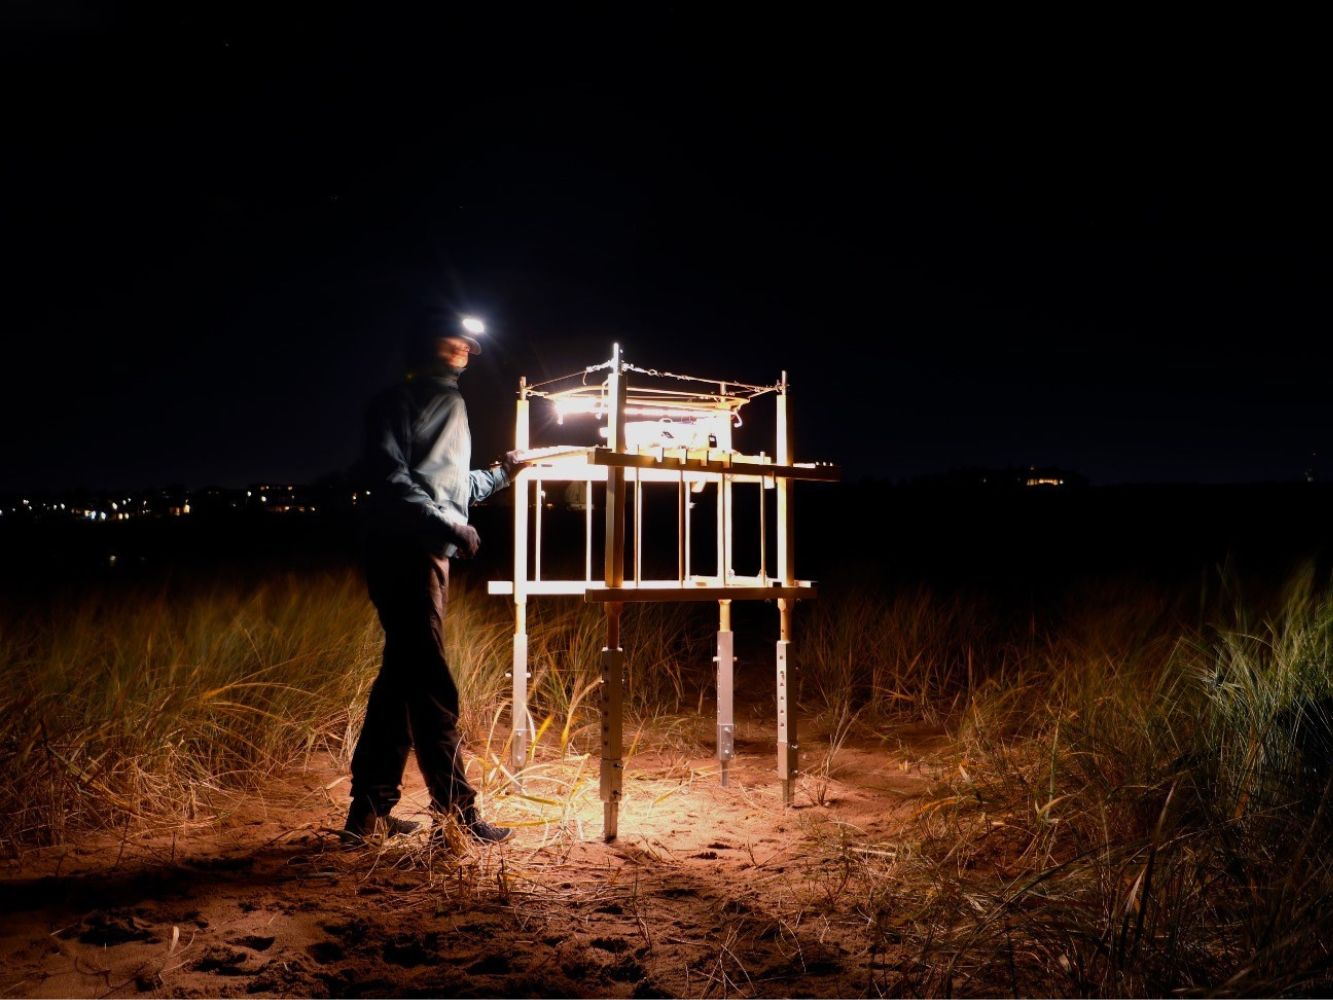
[489,580,591,596]
[487,579,818,601]
[584,582,816,603]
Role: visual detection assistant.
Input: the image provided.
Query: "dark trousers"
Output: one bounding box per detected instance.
[349,544,475,816]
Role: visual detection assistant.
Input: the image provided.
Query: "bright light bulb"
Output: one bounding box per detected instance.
[553,397,601,419]
[461,316,486,335]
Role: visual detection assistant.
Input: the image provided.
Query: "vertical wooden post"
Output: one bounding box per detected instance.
[677,470,686,584]
[601,344,628,840]
[604,345,627,588]
[716,473,726,584]
[759,472,768,583]
[633,468,642,585]
[534,477,543,581]
[776,373,794,587]
[511,378,531,776]
[584,478,593,583]
[684,477,693,580]
[775,373,798,806]
[719,392,734,585]
[717,599,734,786]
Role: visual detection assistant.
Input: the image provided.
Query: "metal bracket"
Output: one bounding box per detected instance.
[717,723,735,761]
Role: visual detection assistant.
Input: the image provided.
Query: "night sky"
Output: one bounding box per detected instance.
[4,6,1328,491]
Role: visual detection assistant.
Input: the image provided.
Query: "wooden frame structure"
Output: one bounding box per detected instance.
[488,345,837,839]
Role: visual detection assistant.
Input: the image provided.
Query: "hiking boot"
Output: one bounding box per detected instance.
[340,804,421,845]
[458,805,514,844]
[462,814,514,844]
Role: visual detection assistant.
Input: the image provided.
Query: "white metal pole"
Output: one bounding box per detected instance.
[512,378,532,776]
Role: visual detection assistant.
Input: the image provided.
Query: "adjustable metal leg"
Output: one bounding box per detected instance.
[511,628,530,776]
[716,601,735,786]
[776,599,798,807]
[776,640,798,805]
[600,645,625,840]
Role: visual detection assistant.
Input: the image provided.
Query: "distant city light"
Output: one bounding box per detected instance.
[4,484,367,524]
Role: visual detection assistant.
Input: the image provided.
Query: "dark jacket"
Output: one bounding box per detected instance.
[360,365,509,557]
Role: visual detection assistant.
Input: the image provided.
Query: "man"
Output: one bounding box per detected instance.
[344,312,521,845]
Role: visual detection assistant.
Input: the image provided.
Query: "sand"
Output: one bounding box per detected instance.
[0,721,949,998]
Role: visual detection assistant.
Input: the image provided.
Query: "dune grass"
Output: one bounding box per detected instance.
[829,569,1333,996]
[0,570,702,848]
[3,563,1332,994]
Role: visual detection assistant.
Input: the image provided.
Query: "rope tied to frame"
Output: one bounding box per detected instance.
[523,356,781,398]
[523,363,613,393]
[621,363,778,395]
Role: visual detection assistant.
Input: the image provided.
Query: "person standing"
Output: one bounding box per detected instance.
[344,312,521,845]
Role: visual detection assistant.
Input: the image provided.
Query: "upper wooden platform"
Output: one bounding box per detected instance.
[512,445,839,484]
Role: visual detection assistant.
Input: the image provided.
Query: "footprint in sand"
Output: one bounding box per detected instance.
[381,932,439,968]
[64,912,160,946]
[305,940,344,964]
[467,953,512,975]
[192,945,253,976]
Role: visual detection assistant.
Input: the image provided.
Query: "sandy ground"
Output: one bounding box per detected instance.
[0,719,950,998]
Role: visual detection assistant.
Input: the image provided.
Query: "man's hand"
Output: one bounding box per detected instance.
[501,449,529,479]
[453,524,481,558]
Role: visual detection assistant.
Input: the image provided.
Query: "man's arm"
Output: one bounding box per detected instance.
[468,449,538,505]
[468,465,510,505]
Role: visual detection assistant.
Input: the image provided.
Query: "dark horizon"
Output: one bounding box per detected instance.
[3,7,1328,493]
